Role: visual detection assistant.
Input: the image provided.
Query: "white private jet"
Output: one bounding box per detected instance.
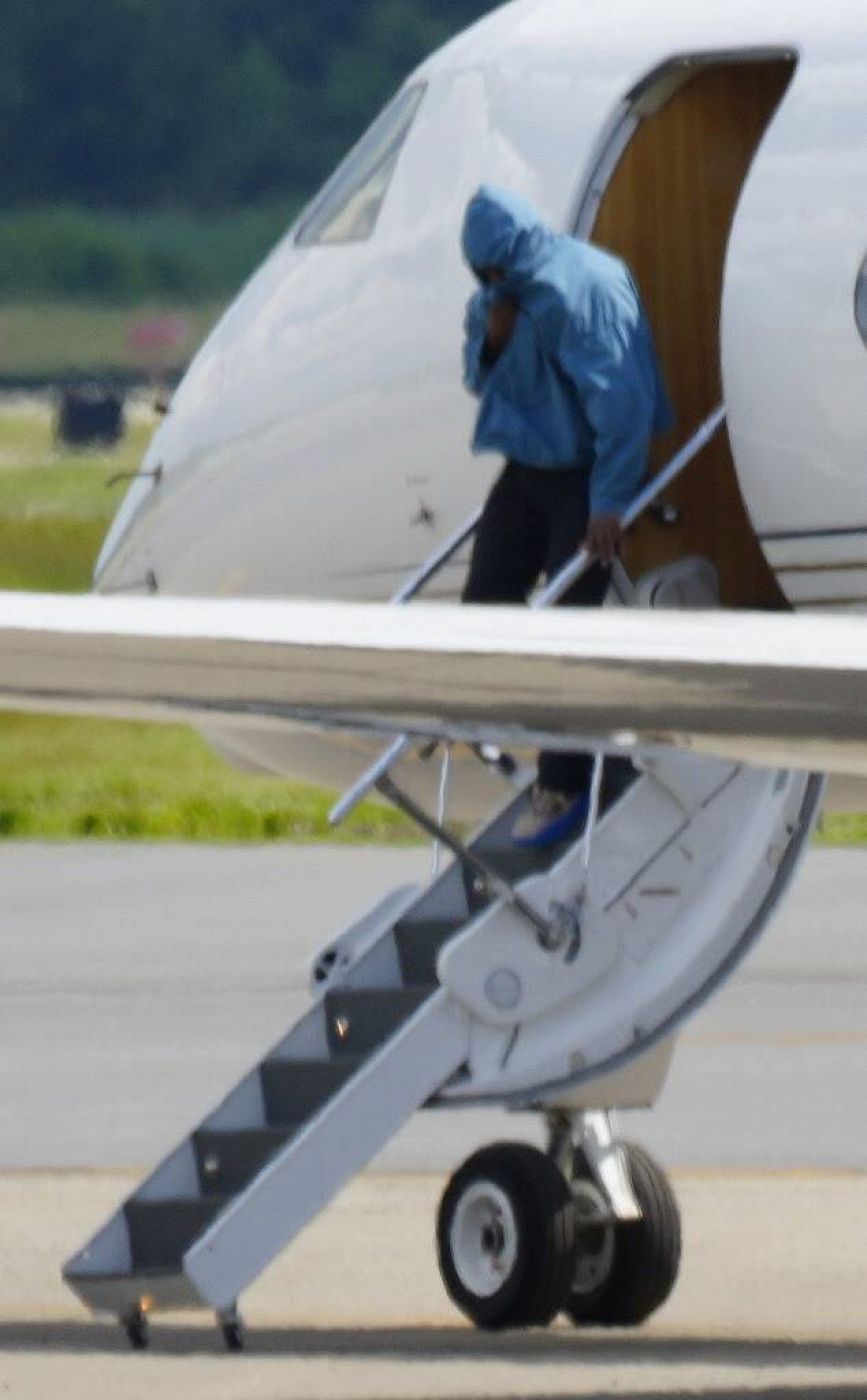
[3,0,866,1352]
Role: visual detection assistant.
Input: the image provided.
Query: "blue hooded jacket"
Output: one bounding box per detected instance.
[462,185,673,516]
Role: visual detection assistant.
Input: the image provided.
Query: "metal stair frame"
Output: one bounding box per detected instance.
[185,989,467,1311]
[64,767,626,1319]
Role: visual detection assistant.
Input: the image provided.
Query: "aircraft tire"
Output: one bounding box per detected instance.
[437,1142,578,1329]
[565,1142,681,1328]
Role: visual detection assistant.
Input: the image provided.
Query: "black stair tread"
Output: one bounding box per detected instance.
[472,761,639,870]
[323,988,433,1021]
[262,1055,366,1070]
[260,1057,365,1079]
[599,755,641,808]
[259,1052,364,1075]
[194,1125,298,1146]
[125,1195,232,1218]
[324,987,432,1058]
[393,915,465,937]
[324,987,432,1010]
[125,1196,231,1271]
[472,843,568,881]
[471,796,572,872]
[393,917,464,988]
[193,1125,302,1195]
[260,1057,365,1126]
[126,1193,232,1209]
[68,1266,183,1281]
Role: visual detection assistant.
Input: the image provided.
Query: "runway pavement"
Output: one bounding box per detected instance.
[0,843,865,1398]
[1,1168,866,1399]
[2,844,865,1171]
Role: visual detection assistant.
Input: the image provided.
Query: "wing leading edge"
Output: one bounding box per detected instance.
[0,591,865,776]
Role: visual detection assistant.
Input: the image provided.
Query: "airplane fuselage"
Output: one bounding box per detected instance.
[95,0,867,789]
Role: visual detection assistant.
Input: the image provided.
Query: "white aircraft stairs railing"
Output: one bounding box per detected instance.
[64,406,824,1350]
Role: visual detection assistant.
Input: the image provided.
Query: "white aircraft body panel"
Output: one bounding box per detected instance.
[96,0,867,613]
[87,0,867,795]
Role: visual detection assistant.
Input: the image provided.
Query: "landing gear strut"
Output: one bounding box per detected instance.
[549,1110,682,1329]
[566,1140,681,1326]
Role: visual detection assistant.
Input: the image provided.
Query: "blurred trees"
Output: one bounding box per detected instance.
[0,1,496,211]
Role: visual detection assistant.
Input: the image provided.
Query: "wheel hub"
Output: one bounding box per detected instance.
[571,1178,616,1295]
[449,1180,518,1298]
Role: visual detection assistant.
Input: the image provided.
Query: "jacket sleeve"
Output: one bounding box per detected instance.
[463,289,493,397]
[556,315,655,517]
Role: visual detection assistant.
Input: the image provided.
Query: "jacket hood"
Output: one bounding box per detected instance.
[461,185,557,292]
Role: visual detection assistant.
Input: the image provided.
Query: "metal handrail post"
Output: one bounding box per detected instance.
[329,734,413,827]
[391,508,483,605]
[377,773,563,951]
[581,753,607,885]
[328,508,483,826]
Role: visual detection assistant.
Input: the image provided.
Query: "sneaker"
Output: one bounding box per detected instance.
[512,784,590,849]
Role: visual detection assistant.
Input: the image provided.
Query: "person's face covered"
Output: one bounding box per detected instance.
[462,185,555,296]
[474,266,507,288]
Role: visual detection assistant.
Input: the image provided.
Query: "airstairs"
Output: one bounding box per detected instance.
[64,407,824,1345]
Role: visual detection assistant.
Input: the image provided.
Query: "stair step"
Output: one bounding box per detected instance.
[260,1059,362,1126]
[393,917,463,986]
[324,988,431,1057]
[125,1196,230,1272]
[473,762,641,883]
[473,842,567,883]
[600,756,641,809]
[193,1126,300,1196]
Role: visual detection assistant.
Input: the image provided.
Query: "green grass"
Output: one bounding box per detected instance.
[814,813,867,848]
[0,400,153,476]
[0,403,146,589]
[0,714,414,842]
[0,400,416,842]
[0,301,222,377]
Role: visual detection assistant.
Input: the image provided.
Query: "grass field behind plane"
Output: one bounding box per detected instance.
[0,400,414,842]
[0,398,862,843]
[0,302,222,378]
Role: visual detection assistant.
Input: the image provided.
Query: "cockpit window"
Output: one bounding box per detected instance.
[857,257,867,347]
[295,84,425,247]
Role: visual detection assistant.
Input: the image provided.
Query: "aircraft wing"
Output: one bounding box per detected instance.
[0,591,864,776]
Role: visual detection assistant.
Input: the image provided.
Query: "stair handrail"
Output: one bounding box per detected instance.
[327,510,482,827]
[391,507,484,605]
[329,403,727,826]
[534,404,726,609]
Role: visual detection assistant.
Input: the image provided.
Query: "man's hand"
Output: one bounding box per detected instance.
[484,298,518,359]
[585,513,622,565]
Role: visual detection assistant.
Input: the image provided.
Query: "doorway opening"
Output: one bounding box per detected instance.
[575,52,797,608]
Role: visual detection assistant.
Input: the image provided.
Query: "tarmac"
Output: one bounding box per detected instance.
[0,844,865,1397]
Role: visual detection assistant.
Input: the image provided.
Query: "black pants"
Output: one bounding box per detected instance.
[462,461,610,793]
